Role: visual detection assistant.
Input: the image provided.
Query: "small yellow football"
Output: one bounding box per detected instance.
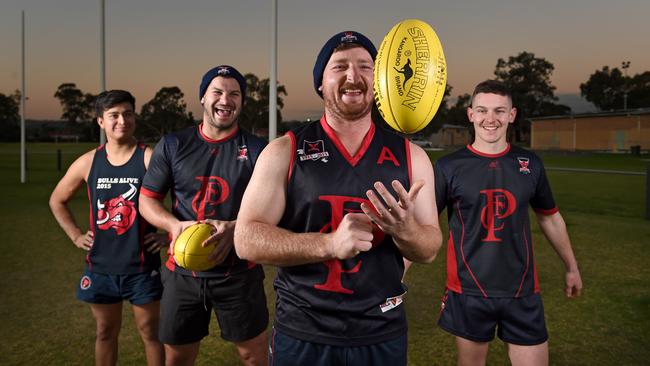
[173,223,217,272]
[374,19,447,134]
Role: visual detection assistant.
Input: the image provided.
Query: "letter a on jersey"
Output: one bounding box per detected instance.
[377,147,400,166]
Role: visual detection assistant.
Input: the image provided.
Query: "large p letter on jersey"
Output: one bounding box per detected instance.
[480,189,517,242]
[192,176,230,220]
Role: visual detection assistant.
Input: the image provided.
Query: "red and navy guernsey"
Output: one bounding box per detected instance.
[141,124,267,278]
[87,143,160,274]
[274,117,412,346]
[434,144,558,298]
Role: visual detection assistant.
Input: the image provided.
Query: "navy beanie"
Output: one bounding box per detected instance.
[199,65,247,102]
[312,31,377,98]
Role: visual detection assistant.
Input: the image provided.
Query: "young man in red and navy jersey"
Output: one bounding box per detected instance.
[235,31,442,366]
[434,80,583,366]
[50,90,166,366]
[139,65,268,366]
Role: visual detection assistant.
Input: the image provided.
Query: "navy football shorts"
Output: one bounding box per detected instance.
[76,268,163,306]
[269,327,407,366]
[438,289,548,346]
[158,265,268,345]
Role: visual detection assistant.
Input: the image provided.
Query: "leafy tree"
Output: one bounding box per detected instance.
[239,74,287,134]
[138,86,194,141]
[579,66,626,111]
[494,51,570,142]
[447,93,471,126]
[0,90,21,141]
[53,83,95,124]
[419,84,453,136]
[628,71,650,108]
[581,67,650,110]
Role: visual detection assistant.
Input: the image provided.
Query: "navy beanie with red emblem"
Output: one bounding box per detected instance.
[199,65,247,102]
[312,31,377,98]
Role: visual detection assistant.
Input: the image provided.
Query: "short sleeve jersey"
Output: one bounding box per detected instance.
[274,117,411,347]
[141,124,267,278]
[87,143,160,274]
[434,144,558,298]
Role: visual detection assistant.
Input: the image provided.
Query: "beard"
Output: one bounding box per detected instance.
[323,82,373,121]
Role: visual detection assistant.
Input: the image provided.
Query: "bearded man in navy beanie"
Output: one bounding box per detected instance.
[140,65,269,366]
[235,30,442,366]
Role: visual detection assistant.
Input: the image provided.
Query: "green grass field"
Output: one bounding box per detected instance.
[1,143,649,365]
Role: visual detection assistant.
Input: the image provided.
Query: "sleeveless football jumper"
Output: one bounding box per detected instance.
[274,117,412,346]
[87,143,160,274]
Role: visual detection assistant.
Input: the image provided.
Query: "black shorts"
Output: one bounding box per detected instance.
[159,265,269,345]
[438,289,548,346]
[76,268,162,305]
[269,327,407,366]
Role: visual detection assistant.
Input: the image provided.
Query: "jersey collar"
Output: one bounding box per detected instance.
[467,143,511,158]
[320,116,375,167]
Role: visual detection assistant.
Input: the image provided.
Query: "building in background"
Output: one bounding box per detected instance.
[429,124,471,148]
[530,109,650,152]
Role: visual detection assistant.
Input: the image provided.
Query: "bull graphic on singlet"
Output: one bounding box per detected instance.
[314,195,385,294]
[96,183,137,235]
[191,176,230,220]
[479,188,517,242]
[394,58,413,89]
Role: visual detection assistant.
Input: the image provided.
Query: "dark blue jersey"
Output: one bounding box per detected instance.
[87,143,160,274]
[434,144,558,298]
[142,124,266,278]
[274,117,411,346]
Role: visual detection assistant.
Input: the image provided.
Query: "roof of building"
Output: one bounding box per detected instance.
[529,108,650,122]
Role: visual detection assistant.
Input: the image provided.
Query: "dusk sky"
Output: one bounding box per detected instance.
[1,0,649,122]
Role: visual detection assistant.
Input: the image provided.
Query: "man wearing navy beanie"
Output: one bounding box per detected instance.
[235,30,442,366]
[140,65,269,365]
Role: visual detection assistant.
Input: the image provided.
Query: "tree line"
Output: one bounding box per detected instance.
[0,51,648,142]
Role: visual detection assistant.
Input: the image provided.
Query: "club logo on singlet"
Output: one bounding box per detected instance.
[237,145,249,162]
[96,183,138,235]
[313,195,385,294]
[479,189,517,242]
[517,157,531,174]
[298,140,329,163]
[192,176,230,220]
[80,275,92,290]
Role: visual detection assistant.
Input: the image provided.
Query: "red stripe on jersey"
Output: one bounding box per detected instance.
[467,143,511,158]
[320,116,375,167]
[515,225,531,298]
[534,206,559,215]
[405,139,412,186]
[287,131,296,181]
[141,187,165,200]
[86,184,94,270]
[198,123,239,143]
[456,201,488,298]
[446,232,462,293]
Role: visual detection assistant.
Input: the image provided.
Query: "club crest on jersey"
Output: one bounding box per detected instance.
[379,290,407,313]
[237,145,248,161]
[80,275,92,290]
[298,140,329,162]
[517,157,531,174]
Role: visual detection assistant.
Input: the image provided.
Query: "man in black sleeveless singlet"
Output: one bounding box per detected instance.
[50,90,165,365]
[235,31,443,366]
